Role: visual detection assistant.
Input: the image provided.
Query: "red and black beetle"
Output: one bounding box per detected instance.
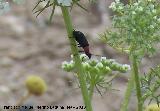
[73,30,92,59]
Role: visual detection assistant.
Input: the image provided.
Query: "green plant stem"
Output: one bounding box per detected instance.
[131,55,143,111]
[89,76,95,99]
[120,71,135,111]
[61,6,93,111]
[89,84,94,99]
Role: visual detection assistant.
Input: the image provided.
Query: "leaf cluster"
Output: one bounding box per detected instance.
[33,0,89,20]
[100,0,160,58]
[62,54,130,96]
[140,65,160,105]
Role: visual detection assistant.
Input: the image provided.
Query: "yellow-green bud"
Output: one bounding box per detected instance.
[80,54,89,61]
[96,62,104,69]
[105,66,111,73]
[82,62,91,71]
[145,104,160,111]
[110,62,121,70]
[88,59,98,66]
[100,57,110,66]
[25,75,47,96]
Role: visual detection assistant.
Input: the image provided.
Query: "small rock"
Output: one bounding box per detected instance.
[0,85,10,93]
[0,57,13,67]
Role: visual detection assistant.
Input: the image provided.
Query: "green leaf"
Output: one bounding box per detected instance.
[140,65,160,103]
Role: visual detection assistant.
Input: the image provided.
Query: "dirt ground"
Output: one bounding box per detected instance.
[0,0,159,111]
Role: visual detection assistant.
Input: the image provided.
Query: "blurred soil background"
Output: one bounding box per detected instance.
[0,0,159,111]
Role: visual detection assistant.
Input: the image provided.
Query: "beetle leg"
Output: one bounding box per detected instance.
[68,36,74,38]
[77,43,81,47]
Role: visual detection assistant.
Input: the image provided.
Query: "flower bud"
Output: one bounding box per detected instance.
[132,29,136,32]
[152,9,156,14]
[88,59,98,66]
[71,54,74,59]
[153,16,157,20]
[69,60,75,67]
[119,66,128,73]
[101,58,115,66]
[101,57,109,66]
[97,66,111,75]
[149,25,154,29]
[80,54,89,61]
[105,66,111,73]
[62,61,71,72]
[138,7,143,11]
[82,62,91,71]
[68,63,74,70]
[109,2,116,9]
[110,62,121,70]
[62,61,75,72]
[132,11,136,15]
[96,62,104,69]
[157,18,160,23]
[123,64,131,70]
[150,4,155,9]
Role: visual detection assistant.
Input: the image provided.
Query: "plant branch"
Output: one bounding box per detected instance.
[61,6,93,111]
[120,71,135,111]
[131,54,143,111]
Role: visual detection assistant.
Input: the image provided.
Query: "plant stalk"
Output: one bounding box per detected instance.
[131,55,143,111]
[89,77,95,99]
[120,71,135,111]
[61,6,93,111]
[89,86,94,100]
